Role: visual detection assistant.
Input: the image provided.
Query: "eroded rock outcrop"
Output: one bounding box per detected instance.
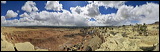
[15,42,48,51]
[1,33,48,51]
[1,33,15,51]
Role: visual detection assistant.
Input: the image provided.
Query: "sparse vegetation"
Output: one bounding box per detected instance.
[110,31,116,36]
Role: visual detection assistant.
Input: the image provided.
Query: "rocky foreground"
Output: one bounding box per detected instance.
[1,22,159,51]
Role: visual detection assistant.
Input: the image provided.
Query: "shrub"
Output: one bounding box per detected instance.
[110,31,116,35]
[122,32,127,37]
[85,46,92,51]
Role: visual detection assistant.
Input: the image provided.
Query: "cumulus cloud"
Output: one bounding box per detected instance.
[5,10,18,18]
[30,10,88,26]
[1,16,19,26]
[85,3,100,17]
[1,16,6,23]
[96,2,159,26]
[115,5,134,20]
[1,1,6,4]
[21,1,39,12]
[45,1,63,11]
[70,1,125,18]
[84,2,159,26]
[2,9,89,26]
[70,6,82,14]
[132,2,159,24]
[70,3,100,17]
[19,12,30,17]
[88,1,126,8]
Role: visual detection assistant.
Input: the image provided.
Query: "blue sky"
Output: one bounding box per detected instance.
[125,1,159,7]
[1,1,159,26]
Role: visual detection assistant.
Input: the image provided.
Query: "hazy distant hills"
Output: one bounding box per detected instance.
[1,21,159,28]
[153,21,159,25]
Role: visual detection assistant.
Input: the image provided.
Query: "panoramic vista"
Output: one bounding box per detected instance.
[1,1,159,51]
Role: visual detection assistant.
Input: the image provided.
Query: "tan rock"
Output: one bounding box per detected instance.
[1,33,15,51]
[15,42,35,51]
[88,36,102,51]
[1,40,15,51]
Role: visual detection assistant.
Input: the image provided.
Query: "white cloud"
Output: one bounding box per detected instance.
[87,1,93,4]
[70,3,100,17]
[19,12,30,17]
[93,13,121,26]
[85,3,100,17]
[1,18,19,26]
[1,16,7,26]
[2,9,89,26]
[86,2,159,26]
[89,1,126,8]
[45,1,63,11]
[70,6,82,14]
[132,3,159,24]
[1,1,6,4]
[115,5,134,20]
[19,17,34,22]
[106,2,159,25]
[1,16,6,23]
[30,10,88,26]
[5,10,18,18]
[21,1,39,12]
[70,1,125,18]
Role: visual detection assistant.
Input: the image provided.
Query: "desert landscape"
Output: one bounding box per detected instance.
[1,1,159,51]
[1,22,159,51]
